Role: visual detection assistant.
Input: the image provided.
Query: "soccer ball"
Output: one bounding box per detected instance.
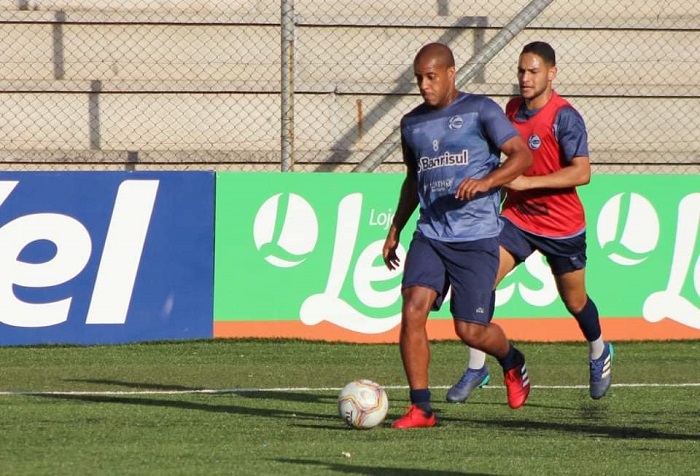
[337,379,389,429]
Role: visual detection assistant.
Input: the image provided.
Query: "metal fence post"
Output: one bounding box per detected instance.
[281,0,295,172]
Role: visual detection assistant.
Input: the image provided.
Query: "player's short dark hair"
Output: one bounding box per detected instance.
[521,41,556,66]
[415,42,455,68]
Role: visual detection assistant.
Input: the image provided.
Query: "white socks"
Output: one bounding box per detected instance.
[468,347,487,370]
[588,337,605,360]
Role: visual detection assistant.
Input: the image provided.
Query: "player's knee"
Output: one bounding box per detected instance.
[402,301,429,321]
[453,320,486,346]
[563,296,588,315]
[401,289,433,320]
[400,303,430,336]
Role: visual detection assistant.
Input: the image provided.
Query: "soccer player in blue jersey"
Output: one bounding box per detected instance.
[383,42,533,429]
[446,41,613,405]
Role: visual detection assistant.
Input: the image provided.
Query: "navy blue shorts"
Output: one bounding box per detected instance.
[499,218,587,275]
[402,232,499,325]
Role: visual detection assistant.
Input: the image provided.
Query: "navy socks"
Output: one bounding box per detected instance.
[410,389,433,412]
[497,343,524,371]
[573,296,602,342]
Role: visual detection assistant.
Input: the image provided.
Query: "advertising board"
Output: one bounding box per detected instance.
[215,173,700,342]
[0,172,214,345]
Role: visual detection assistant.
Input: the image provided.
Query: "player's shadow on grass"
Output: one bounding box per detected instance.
[274,458,494,476]
[506,401,580,411]
[291,408,416,431]
[33,392,337,423]
[66,378,336,404]
[468,418,700,441]
[233,390,337,404]
[66,378,201,392]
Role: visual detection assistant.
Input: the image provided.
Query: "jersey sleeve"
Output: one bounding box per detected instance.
[479,97,520,149]
[400,125,418,177]
[555,106,590,163]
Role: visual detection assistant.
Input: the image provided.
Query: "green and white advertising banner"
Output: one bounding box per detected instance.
[214,173,699,342]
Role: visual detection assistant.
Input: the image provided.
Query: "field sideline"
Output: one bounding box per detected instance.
[2,339,698,475]
[2,381,699,397]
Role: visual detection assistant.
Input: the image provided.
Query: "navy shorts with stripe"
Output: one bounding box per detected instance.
[499,218,587,275]
[402,231,499,325]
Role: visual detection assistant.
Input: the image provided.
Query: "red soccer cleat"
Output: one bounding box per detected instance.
[391,404,438,429]
[504,361,530,409]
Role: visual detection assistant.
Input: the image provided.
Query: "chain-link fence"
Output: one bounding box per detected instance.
[1,1,698,173]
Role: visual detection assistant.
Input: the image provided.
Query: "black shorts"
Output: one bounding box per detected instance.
[402,232,499,325]
[499,218,587,275]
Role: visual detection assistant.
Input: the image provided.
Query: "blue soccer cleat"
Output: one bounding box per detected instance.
[446,366,491,403]
[589,342,614,399]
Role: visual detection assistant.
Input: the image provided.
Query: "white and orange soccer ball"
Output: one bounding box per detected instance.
[337,379,389,429]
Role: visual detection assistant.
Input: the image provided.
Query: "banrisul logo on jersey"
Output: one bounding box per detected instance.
[0,172,215,346]
[214,173,700,342]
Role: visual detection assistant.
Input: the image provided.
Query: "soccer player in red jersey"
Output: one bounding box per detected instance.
[447,42,613,404]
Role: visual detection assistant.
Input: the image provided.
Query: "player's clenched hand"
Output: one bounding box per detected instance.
[382,235,401,271]
[455,177,491,200]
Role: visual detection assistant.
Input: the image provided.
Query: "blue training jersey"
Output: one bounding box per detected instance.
[401,92,520,242]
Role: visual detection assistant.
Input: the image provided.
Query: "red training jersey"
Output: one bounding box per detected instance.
[502,92,586,237]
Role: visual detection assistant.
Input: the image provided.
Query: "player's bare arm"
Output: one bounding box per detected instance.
[455,135,532,201]
[506,155,591,191]
[383,173,419,270]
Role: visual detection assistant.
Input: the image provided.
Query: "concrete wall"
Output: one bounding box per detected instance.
[7,1,700,27]
[0,1,698,172]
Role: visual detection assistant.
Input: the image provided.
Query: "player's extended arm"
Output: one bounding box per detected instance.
[383,173,419,270]
[455,135,532,200]
[507,155,590,191]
